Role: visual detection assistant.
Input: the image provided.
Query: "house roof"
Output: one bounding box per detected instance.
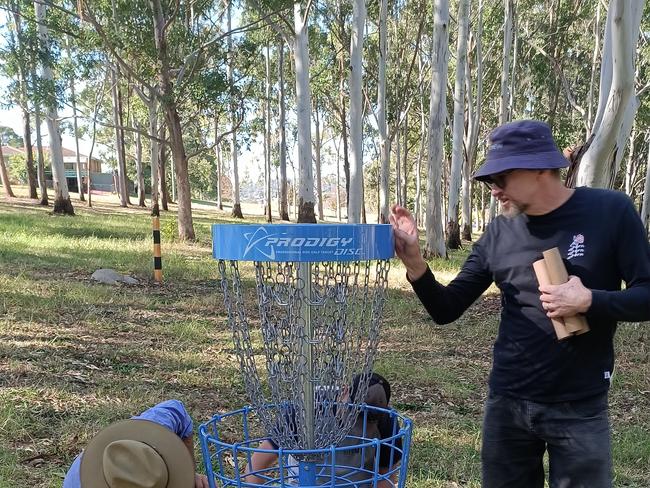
[1,145,25,157]
[31,145,102,164]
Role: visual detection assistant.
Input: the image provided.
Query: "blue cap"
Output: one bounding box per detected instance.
[473,120,569,181]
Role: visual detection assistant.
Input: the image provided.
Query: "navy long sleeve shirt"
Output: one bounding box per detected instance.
[410,187,650,402]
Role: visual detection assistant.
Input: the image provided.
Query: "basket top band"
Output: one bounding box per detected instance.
[212,224,395,262]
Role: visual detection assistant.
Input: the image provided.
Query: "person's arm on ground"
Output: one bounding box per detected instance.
[377,464,399,488]
[182,434,209,488]
[390,204,493,324]
[539,197,650,322]
[243,440,278,485]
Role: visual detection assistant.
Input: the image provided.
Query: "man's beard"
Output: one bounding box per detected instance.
[501,201,524,218]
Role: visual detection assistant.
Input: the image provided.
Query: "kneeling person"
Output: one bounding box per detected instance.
[246,373,402,487]
[63,399,208,488]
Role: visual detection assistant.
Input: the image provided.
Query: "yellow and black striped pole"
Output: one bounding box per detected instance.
[152,215,163,282]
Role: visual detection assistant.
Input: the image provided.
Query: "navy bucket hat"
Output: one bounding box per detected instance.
[473,120,569,182]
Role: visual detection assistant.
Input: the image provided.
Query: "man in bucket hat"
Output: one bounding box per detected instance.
[390,120,650,487]
[63,399,209,488]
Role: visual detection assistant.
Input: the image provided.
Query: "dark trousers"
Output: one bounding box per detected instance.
[481,391,611,488]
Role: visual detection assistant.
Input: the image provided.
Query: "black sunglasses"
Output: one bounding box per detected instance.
[483,170,514,190]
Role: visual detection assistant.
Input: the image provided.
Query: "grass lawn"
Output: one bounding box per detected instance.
[0,193,648,487]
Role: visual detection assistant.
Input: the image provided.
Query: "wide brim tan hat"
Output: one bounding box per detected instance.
[80,419,194,488]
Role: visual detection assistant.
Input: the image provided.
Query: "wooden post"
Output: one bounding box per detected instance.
[152,216,162,282]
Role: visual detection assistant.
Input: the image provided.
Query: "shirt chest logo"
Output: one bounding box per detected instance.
[567,234,585,259]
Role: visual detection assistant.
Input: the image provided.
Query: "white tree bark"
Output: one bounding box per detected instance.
[415,51,426,228]
[227,3,243,218]
[576,0,644,188]
[462,0,483,240]
[265,43,272,222]
[314,104,324,221]
[446,0,469,249]
[294,2,316,222]
[489,0,514,221]
[135,121,146,206]
[147,95,160,215]
[377,0,389,223]
[278,41,289,220]
[34,1,73,214]
[347,0,366,223]
[214,116,223,210]
[424,0,449,258]
[33,101,48,205]
[624,127,636,196]
[110,67,129,207]
[65,40,85,202]
[499,0,513,125]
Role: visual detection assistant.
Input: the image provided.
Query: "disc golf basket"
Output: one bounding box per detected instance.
[200,224,413,487]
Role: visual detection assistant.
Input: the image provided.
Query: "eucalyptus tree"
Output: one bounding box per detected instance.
[376,0,389,222]
[34,0,74,214]
[424,0,449,259]
[2,0,38,199]
[641,134,650,235]
[347,0,366,223]
[573,0,645,189]
[0,143,15,197]
[278,39,289,220]
[446,0,469,249]
[79,0,234,239]
[461,0,484,241]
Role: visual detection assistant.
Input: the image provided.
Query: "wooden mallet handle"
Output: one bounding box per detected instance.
[542,248,590,334]
[533,259,572,340]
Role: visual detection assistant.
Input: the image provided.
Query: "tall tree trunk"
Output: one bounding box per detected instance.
[338,55,350,212]
[13,8,37,199]
[425,0,449,259]
[347,0,366,223]
[227,2,243,219]
[111,66,129,207]
[148,95,160,215]
[462,0,483,241]
[0,146,15,198]
[395,128,401,205]
[336,135,342,221]
[415,51,426,228]
[214,116,223,210]
[641,132,650,236]
[67,40,85,201]
[135,122,146,206]
[34,1,73,214]
[265,43,272,222]
[446,0,469,250]
[314,102,324,221]
[489,0,514,221]
[159,125,169,211]
[402,113,408,207]
[278,39,289,220]
[574,0,643,189]
[625,126,637,196]
[587,2,602,134]
[278,41,289,220]
[21,105,37,199]
[294,2,316,223]
[33,104,48,205]
[150,0,195,239]
[377,0,389,223]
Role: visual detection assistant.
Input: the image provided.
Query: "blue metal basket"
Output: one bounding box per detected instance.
[199,404,413,488]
